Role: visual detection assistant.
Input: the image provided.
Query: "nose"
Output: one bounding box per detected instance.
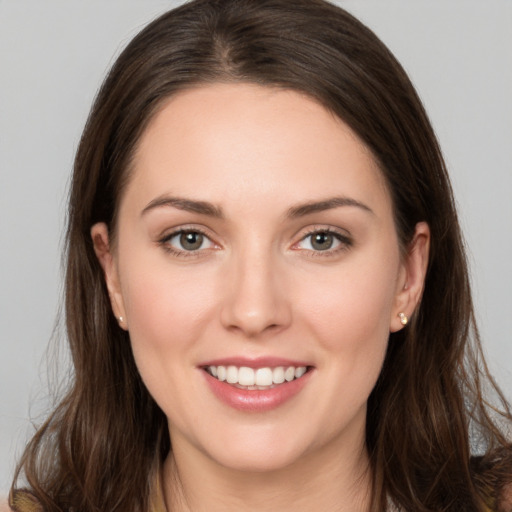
[219,249,292,338]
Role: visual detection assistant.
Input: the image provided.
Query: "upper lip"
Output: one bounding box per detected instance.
[198,356,312,369]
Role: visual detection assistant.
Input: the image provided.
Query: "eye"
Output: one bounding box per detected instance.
[295,229,351,253]
[304,232,338,251]
[162,230,215,253]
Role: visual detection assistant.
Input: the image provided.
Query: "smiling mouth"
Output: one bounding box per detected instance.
[204,365,310,390]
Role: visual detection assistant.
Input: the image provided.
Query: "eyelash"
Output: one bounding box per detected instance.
[294,227,353,257]
[158,226,353,258]
[159,227,216,258]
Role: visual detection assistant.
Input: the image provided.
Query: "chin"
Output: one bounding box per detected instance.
[199,426,317,474]
[210,447,304,474]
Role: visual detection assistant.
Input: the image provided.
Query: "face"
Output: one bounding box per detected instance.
[93,83,428,474]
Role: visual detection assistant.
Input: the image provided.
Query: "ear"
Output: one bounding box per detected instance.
[91,222,128,330]
[390,221,430,332]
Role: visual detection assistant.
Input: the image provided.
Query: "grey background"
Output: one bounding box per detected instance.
[1,0,511,493]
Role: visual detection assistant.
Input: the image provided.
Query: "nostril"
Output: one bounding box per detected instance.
[218,266,292,337]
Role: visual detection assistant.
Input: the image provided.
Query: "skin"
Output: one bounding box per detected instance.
[92,83,429,511]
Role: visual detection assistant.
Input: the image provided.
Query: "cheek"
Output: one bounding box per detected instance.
[301,256,398,349]
[118,250,218,371]
[299,256,397,422]
[119,257,221,423]
[296,247,399,407]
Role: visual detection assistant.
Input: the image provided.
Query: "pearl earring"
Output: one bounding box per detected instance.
[118,316,124,323]
[398,312,408,326]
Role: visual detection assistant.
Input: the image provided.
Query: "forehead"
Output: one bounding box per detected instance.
[124,83,390,216]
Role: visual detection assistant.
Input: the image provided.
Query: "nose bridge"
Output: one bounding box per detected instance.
[220,240,291,337]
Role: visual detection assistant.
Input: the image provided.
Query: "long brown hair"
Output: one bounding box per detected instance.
[11,1,512,510]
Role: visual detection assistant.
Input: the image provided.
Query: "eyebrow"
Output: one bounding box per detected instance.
[286,196,374,218]
[141,195,373,219]
[141,196,224,218]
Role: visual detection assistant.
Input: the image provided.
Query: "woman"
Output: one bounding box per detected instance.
[7,0,512,510]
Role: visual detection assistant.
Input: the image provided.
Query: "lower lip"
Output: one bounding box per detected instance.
[202,369,313,412]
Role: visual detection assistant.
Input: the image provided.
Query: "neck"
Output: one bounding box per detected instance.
[162,430,372,512]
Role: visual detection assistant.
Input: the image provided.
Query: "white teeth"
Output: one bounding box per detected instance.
[272,366,285,384]
[217,366,226,382]
[226,365,238,384]
[284,366,295,382]
[255,367,273,386]
[238,367,255,386]
[206,365,308,387]
[295,366,306,378]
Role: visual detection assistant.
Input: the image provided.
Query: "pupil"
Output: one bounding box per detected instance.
[312,232,333,251]
[180,232,203,250]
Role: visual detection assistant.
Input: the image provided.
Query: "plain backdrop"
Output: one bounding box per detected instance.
[1,0,511,493]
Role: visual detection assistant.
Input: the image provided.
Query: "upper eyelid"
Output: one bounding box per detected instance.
[159,224,215,241]
[291,226,353,251]
[295,225,351,240]
[158,226,219,251]
[161,228,211,242]
[157,224,352,248]
[158,227,218,258]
